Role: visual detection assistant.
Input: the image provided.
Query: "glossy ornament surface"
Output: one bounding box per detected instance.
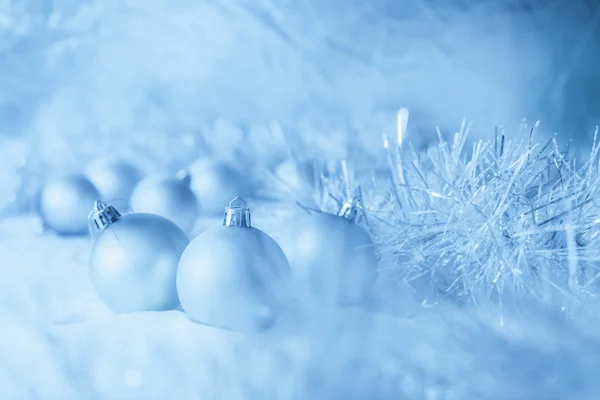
[89,202,189,314]
[280,198,377,306]
[129,172,200,233]
[187,159,251,215]
[176,198,290,333]
[84,158,142,211]
[39,174,101,235]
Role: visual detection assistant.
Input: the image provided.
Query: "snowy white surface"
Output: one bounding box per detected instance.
[2,212,600,399]
[3,0,600,398]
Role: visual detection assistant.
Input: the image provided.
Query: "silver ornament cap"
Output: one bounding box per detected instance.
[223,197,251,228]
[337,197,363,223]
[88,200,121,237]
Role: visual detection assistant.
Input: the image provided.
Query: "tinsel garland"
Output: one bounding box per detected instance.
[370,120,600,309]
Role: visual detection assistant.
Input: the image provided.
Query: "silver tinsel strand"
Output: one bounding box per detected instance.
[371,119,600,309]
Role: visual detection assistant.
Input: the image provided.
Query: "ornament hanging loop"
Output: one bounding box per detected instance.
[223,197,251,228]
[337,197,363,223]
[88,201,121,238]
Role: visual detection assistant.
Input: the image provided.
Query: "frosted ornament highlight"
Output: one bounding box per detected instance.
[176,197,291,333]
[88,201,189,314]
[84,158,142,211]
[39,174,101,235]
[129,170,200,233]
[280,197,377,307]
[187,159,251,215]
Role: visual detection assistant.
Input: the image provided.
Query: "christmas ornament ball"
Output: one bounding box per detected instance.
[279,202,377,306]
[89,202,190,314]
[39,174,100,235]
[84,158,141,211]
[187,159,251,215]
[176,198,290,333]
[129,173,200,233]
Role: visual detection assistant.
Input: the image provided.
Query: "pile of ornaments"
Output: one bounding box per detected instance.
[37,157,378,333]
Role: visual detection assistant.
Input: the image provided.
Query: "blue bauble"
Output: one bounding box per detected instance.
[187,159,251,215]
[279,212,377,306]
[85,158,142,211]
[39,174,100,235]
[89,204,189,313]
[130,174,200,233]
[176,199,290,333]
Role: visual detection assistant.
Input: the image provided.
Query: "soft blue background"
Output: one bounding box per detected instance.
[2,0,600,151]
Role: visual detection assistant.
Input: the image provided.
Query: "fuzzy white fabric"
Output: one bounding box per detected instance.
[1,211,600,399]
